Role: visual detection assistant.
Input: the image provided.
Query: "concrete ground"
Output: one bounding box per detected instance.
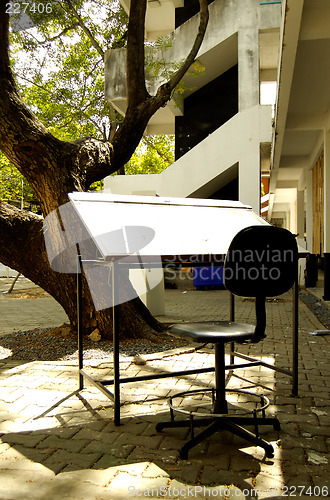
[0,277,68,335]
[0,278,329,499]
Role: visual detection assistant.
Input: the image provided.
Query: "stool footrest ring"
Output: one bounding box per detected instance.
[168,387,270,419]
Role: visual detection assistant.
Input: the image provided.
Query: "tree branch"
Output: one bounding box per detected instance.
[16,74,53,94]
[156,0,209,103]
[75,138,114,187]
[0,4,68,172]
[0,9,111,200]
[62,0,105,59]
[0,2,10,72]
[40,23,79,44]
[0,200,81,325]
[112,0,209,171]
[0,201,45,279]
[126,0,149,106]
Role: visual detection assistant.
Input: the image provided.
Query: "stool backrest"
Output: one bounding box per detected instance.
[224,226,298,298]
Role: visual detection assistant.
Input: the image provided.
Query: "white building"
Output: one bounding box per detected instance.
[104,0,330,300]
[269,0,330,299]
[104,0,281,214]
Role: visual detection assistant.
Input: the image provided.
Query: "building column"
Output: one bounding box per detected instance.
[296,190,305,241]
[324,131,330,299]
[305,169,313,252]
[290,201,297,235]
[285,209,290,231]
[296,189,306,286]
[239,140,260,214]
[238,27,259,111]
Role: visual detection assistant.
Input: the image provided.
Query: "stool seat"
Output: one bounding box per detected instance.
[169,322,255,343]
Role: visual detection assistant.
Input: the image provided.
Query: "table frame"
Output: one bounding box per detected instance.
[77,255,300,426]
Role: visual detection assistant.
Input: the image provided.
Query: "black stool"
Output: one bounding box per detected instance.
[156,225,298,459]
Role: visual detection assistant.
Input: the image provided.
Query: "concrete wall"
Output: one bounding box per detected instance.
[104,0,281,212]
[105,0,281,112]
[105,0,281,311]
[105,105,273,213]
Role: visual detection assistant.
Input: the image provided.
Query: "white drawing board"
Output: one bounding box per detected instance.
[68,192,269,261]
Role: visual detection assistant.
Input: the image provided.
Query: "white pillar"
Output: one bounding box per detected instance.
[290,201,297,234]
[129,269,165,316]
[324,132,330,253]
[239,140,260,214]
[238,27,259,111]
[296,190,305,240]
[296,190,306,286]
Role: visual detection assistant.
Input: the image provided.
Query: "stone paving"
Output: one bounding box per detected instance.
[0,283,329,499]
[0,277,68,335]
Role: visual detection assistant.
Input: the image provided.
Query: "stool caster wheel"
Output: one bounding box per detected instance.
[180,446,189,460]
[273,420,281,431]
[265,443,274,458]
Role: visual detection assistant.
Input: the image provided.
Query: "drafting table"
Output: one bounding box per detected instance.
[44,192,301,425]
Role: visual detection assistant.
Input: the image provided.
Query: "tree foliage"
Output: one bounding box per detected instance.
[10,0,128,142]
[125,135,174,175]
[3,0,174,198]
[0,153,35,208]
[1,1,128,208]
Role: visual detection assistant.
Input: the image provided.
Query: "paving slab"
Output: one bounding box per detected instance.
[0,286,329,499]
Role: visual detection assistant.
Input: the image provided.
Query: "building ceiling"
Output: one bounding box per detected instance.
[270,0,330,218]
[281,130,322,156]
[289,39,330,115]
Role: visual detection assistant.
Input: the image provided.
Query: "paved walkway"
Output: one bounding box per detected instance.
[0,281,329,499]
[0,278,68,334]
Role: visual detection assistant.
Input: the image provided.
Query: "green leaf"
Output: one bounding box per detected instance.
[125,135,174,175]
[0,153,37,211]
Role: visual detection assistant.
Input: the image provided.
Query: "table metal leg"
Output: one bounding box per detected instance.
[77,255,84,391]
[75,256,300,423]
[112,261,121,425]
[230,293,235,365]
[292,270,299,396]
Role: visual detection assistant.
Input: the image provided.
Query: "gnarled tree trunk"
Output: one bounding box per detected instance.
[0,0,209,340]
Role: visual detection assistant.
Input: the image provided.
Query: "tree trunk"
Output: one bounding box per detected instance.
[0,201,163,340]
[0,64,163,340]
[0,0,209,341]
